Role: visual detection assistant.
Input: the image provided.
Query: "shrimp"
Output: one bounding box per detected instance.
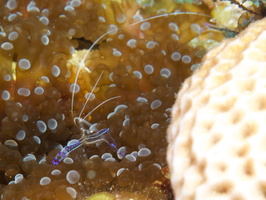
[52,72,123,165]
[52,10,212,165]
[52,128,124,165]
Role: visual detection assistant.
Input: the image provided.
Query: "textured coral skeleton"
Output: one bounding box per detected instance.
[167,16,266,200]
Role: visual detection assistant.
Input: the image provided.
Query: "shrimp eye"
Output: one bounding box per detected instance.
[84,129,95,136]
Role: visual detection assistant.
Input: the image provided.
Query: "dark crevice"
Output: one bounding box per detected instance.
[73,37,101,50]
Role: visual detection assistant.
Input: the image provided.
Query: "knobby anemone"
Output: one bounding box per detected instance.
[0,0,257,199]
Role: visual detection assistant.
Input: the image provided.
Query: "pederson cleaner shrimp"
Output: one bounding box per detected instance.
[52,72,124,165]
[51,10,212,165]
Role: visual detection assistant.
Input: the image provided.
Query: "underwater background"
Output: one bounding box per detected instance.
[0,0,261,199]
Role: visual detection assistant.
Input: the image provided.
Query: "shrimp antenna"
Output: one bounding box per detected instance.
[77,71,103,119]
[130,11,210,27]
[70,32,110,116]
[72,95,120,127]
[73,70,120,126]
[82,95,121,121]
[70,11,211,117]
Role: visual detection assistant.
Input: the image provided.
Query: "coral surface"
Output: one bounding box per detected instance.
[167,17,266,199]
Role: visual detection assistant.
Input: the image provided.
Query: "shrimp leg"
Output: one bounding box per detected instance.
[52,128,124,165]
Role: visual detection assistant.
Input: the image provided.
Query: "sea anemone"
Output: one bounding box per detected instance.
[0,0,229,199]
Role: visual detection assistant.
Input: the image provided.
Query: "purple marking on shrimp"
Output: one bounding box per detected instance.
[109,143,125,157]
[52,128,123,165]
[52,140,82,165]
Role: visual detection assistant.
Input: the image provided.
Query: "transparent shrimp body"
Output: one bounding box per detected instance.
[52,70,123,165]
[52,117,123,165]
